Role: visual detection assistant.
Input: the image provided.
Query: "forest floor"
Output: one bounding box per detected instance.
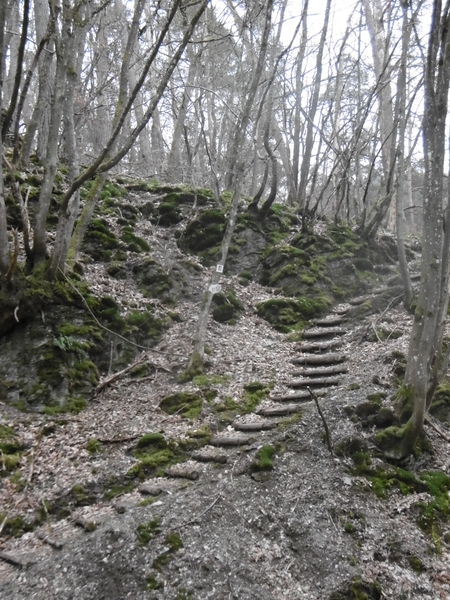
[1,218,450,599]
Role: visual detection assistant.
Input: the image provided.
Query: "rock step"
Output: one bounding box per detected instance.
[165,464,200,480]
[295,340,343,353]
[291,365,348,377]
[210,434,254,447]
[313,316,346,326]
[302,327,346,339]
[288,377,341,388]
[191,448,228,464]
[232,421,275,432]
[333,306,350,315]
[270,389,326,402]
[257,404,302,417]
[291,352,346,365]
[348,295,371,306]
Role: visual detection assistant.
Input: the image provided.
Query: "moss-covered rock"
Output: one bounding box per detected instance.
[178,208,226,264]
[256,296,330,333]
[159,392,203,420]
[82,218,121,262]
[120,225,151,253]
[429,382,450,426]
[212,289,244,324]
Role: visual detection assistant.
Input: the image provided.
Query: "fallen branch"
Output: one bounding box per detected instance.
[425,413,450,442]
[95,360,146,395]
[308,386,333,454]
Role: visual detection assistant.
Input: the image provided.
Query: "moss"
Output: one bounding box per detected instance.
[416,471,450,551]
[82,218,121,261]
[329,576,382,599]
[71,483,96,506]
[181,351,205,381]
[120,225,151,252]
[136,433,167,450]
[178,208,226,263]
[392,384,415,423]
[43,397,87,415]
[408,556,424,573]
[212,290,244,324]
[136,518,161,545]
[429,382,450,425]
[86,438,100,454]
[178,425,211,451]
[131,259,176,304]
[175,590,193,600]
[214,396,239,412]
[242,381,273,413]
[348,383,361,391]
[256,296,330,333]
[145,575,164,591]
[277,412,303,429]
[0,514,35,537]
[103,479,136,500]
[152,532,183,571]
[159,392,203,420]
[252,445,275,471]
[192,374,230,387]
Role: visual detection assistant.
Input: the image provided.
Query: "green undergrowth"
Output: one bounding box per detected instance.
[152,532,183,570]
[242,381,273,413]
[128,428,211,479]
[136,518,161,545]
[159,392,203,420]
[252,445,275,471]
[329,576,382,599]
[336,436,450,552]
[0,424,23,474]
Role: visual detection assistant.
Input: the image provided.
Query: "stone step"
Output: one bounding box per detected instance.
[257,404,302,417]
[232,421,275,432]
[313,316,346,326]
[210,434,254,447]
[291,365,348,377]
[291,352,346,365]
[288,377,340,388]
[165,464,200,480]
[295,340,343,353]
[302,327,346,339]
[191,448,228,464]
[270,389,326,402]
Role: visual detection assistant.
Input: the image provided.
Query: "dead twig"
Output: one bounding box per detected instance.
[177,494,222,529]
[308,386,333,454]
[425,413,450,442]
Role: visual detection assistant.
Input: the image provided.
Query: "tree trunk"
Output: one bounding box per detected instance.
[0,0,10,274]
[378,0,450,459]
[187,0,274,376]
[395,1,414,310]
[32,3,69,265]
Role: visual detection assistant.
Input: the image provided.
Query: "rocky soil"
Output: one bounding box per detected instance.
[1,184,450,599]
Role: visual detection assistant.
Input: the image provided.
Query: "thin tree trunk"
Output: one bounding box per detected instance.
[0,0,10,275]
[395,1,414,309]
[187,0,274,375]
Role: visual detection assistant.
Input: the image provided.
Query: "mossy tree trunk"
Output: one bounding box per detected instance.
[380,0,450,459]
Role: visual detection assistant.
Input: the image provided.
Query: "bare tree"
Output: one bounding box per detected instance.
[378,0,450,459]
